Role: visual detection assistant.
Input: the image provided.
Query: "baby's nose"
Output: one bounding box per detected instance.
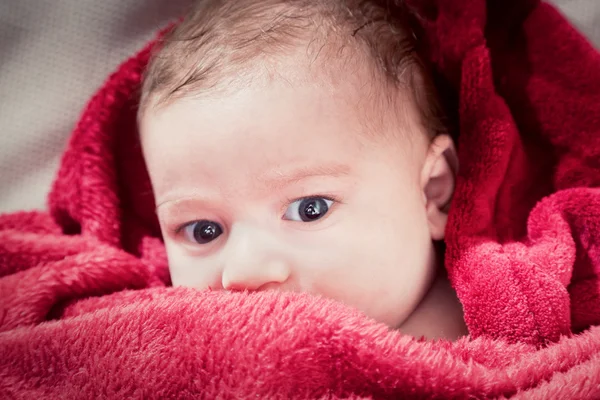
[222,259,290,291]
[221,224,291,291]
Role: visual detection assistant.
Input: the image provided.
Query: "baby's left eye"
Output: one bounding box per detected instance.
[283,197,334,222]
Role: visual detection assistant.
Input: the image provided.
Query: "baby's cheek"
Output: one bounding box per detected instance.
[165,243,222,289]
[299,223,380,284]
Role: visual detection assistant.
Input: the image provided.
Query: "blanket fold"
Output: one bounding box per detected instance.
[2,0,600,398]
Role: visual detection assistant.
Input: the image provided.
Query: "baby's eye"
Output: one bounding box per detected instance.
[283,197,333,222]
[182,220,223,244]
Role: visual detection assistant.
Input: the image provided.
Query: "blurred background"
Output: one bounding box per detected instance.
[0,0,599,213]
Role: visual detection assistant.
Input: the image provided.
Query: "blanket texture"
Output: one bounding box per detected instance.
[2,0,600,398]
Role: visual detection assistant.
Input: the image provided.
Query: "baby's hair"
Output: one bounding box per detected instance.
[139,0,448,138]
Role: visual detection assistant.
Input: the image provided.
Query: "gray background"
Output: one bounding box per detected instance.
[0,0,598,213]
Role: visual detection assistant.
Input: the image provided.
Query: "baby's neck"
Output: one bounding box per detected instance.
[400,269,468,341]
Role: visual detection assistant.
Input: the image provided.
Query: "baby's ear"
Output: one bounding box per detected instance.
[421,134,458,241]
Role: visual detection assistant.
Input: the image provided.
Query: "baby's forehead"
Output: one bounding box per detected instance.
[141,76,424,191]
[143,53,419,146]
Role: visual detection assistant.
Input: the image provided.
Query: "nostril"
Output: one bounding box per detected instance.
[226,284,248,292]
[222,280,283,292]
[255,280,287,292]
[222,280,248,292]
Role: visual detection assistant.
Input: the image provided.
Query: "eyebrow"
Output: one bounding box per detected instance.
[260,163,351,188]
[156,163,351,208]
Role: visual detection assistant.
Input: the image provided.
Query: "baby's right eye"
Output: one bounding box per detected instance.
[182,220,223,244]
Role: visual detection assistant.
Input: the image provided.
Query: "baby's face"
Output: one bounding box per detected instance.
[141,67,448,329]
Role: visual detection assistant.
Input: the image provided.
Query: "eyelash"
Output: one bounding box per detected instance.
[172,219,222,236]
[280,194,339,215]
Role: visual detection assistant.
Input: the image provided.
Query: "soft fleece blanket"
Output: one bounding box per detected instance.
[2,0,600,398]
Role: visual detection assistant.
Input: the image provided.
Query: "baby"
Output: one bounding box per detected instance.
[138,0,467,340]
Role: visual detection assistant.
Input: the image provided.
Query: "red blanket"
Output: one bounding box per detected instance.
[2,0,600,398]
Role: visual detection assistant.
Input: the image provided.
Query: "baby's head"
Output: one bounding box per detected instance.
[139,0,460,336]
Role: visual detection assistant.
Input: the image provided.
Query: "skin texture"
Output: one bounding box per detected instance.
[140,56,467,340]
